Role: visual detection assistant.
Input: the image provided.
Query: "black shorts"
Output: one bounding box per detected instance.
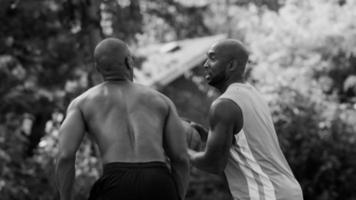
[88,161,180,200]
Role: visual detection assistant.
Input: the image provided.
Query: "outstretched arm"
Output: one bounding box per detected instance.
[163,98,190,200]
[189,98,243,174]
[55,100,86,200]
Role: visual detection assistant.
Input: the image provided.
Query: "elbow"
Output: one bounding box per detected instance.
[191,151,227,174]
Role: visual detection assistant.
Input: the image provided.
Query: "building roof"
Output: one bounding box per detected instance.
[134,34,226,88]
[174,0,209,7]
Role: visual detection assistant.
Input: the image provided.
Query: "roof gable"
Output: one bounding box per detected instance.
[134,34,226,88]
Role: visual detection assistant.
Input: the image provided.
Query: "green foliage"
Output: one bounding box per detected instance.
[236,0,356,100]
[267,85,356,200]
[0,116,54,199]
[0,0,100,198]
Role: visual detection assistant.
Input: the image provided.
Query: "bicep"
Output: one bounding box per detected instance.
[204,120,234,164]
[205,99,243,163]
[58,102,86,158]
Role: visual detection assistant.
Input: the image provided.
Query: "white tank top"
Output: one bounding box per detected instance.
[220,83,303,200]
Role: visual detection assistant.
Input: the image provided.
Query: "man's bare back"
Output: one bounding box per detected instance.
[77,81,169,163]
[55,38,189,200]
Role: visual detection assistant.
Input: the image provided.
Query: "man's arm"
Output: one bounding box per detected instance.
[55,99,86,200]
[163,98,190,200]
[189,98,243,174]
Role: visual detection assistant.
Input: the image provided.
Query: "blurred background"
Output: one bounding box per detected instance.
[1,0,356,199]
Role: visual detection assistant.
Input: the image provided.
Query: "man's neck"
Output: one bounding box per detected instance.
[216,77,244,93]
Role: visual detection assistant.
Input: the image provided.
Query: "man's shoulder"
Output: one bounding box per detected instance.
[221,83,257,105]
[134,83,158,94]
[69,84,103,108]
[134,83,171,106]
[225,82,252,95]
[77,86,95,100]
[210,98,242,121]
[212,98,241,112]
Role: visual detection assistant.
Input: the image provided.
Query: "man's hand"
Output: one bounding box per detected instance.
[182,120,202,151]
[189,121,208,142]
[181,118,208,141]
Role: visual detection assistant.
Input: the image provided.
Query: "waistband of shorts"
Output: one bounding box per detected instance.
[103,161,168,173]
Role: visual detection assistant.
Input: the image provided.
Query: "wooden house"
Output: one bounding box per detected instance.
[134,34,226,125]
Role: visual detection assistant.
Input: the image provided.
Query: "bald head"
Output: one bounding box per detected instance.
[94,38,133,80]
[204,39,249,89]
[212,39,249,69]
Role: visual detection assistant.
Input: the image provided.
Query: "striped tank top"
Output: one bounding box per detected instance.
[220,83,303,200]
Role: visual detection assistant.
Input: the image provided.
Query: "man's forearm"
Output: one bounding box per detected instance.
[55,156,75,200]
[188,149,223,174]
[171,159,190,200]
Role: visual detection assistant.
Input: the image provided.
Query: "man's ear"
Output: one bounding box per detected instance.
[125,56,134,70]
[227,60,238,72]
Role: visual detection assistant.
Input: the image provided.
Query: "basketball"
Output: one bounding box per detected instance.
[182,120,202,151]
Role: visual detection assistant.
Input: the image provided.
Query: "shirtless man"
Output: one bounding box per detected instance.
[188,39,303,200]
[55,38,189,200]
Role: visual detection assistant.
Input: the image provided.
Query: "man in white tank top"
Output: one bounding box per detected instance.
[188,39,303,200]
